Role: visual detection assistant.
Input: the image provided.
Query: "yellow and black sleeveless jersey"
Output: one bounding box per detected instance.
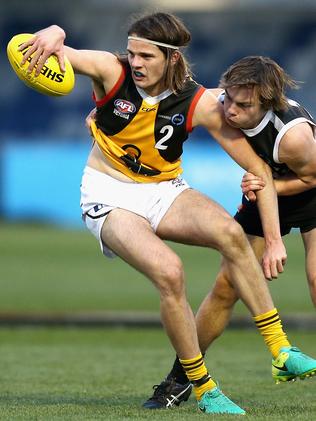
[90,64,206,182]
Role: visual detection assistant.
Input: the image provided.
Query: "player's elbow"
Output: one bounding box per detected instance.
[301,174,316,188]
[247,161,271,183]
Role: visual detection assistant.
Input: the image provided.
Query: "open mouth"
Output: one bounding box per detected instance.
[133,70,144,79]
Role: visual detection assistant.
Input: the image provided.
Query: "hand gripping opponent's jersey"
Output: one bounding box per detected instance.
[219,93,316,177]
[90,64,206,182]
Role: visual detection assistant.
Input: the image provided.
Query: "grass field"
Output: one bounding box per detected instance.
[0,327,315,420]
[0,222,313,315]
[0,222,315,419]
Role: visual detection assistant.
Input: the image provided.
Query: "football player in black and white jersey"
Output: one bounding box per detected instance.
[147,56,316,409]
[205,56,316,336]
[20,16,316,413]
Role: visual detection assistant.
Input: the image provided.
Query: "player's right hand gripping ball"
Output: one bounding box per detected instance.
[7,33,75,96]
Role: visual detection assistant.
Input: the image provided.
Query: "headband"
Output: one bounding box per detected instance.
[127,36,179,50]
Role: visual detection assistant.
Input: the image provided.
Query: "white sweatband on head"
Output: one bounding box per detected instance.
[128,36,179,50]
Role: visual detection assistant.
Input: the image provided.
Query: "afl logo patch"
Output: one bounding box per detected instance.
[171,113,184,126]
[114,99,136,114]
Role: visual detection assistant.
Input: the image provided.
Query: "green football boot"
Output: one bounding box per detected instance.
[272,346,316,384]
[198,387,246,415]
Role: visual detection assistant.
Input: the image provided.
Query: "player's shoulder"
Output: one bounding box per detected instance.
[278,100,316,157]
[196,87,224,110]
[192,88,224,129]
[275,98,312,121]
[207,88,224,99]
[91,51,124,89]
[92,50,122,72]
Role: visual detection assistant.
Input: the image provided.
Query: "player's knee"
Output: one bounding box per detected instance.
[219,218,246,251]
[156,256,185,298]
[307,273,316,307]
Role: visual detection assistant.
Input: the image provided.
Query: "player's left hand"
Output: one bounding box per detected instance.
[241,172,266,202]
[85,107,97,137]
[261,239,287,280]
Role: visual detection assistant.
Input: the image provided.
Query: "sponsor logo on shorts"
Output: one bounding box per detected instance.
[88,204,109,218]
[172,177,186,188]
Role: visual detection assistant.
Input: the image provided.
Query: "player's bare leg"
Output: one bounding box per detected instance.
[195,266,238,353]
[101,208,199,359]
[157,189,275,316]
[302,228,316,308]
[102,207,245,414]
[196,235,266,352]
[143,190,316,409]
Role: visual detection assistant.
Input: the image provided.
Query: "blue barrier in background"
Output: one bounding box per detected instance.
[2,139,244,228]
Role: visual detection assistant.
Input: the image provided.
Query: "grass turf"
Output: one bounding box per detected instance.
[0,223,315,419]
[0,222,313,315]
[0,327,315,420]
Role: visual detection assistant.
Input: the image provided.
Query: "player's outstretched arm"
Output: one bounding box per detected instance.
[194,90,287,279]
[18,25,121,89]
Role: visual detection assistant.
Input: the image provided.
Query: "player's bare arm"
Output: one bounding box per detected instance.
[18,25,122,95]
[244,122,316,197]
[208,87,223,97]
[276,122,316,193]
[194,90,286,278]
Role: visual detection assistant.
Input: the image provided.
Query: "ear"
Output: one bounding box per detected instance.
[170,51,181,65]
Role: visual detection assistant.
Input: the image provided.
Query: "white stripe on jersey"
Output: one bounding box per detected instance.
[274,117,315,163]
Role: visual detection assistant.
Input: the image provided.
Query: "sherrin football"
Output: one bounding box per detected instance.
[7,33,75,96]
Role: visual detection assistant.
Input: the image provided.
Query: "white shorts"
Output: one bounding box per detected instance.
[80,166,190,257]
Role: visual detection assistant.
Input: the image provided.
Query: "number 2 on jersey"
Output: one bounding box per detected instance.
[155,125,174,150]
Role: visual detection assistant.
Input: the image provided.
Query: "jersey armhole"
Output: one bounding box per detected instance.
[186,87,206,132]
[92,64,127,107]
[274,117,315,163]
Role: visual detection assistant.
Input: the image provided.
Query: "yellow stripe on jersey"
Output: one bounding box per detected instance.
[90,99,183,183]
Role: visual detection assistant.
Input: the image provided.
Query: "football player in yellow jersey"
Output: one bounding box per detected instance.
[19,12,314,415]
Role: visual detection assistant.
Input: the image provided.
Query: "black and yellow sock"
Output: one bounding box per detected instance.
[179,353,216,400]
[254,308,291,358]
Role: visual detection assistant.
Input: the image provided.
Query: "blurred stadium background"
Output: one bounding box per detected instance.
[1,0,316,323]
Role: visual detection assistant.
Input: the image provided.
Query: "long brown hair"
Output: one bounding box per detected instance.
[219,56,299,111]
[119,12,193,93]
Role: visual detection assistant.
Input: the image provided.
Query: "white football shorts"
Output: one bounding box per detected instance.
[80,166,190,257]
